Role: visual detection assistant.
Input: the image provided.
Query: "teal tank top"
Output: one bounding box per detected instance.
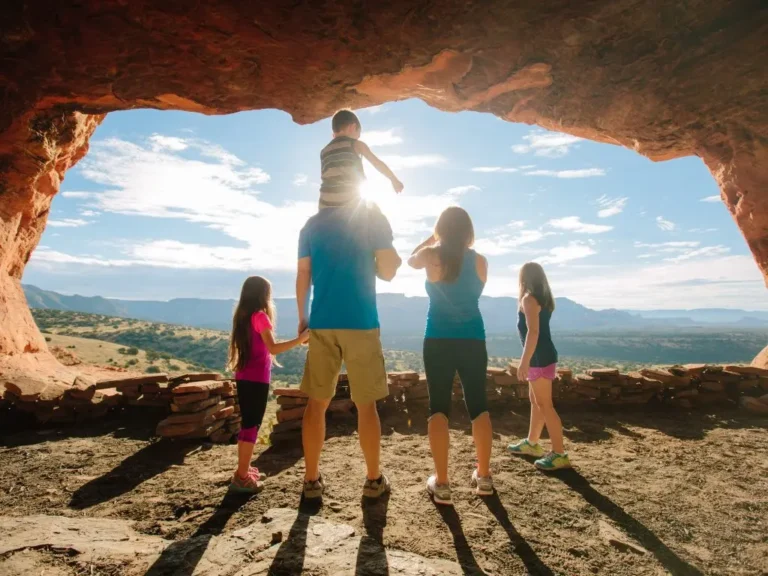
[425,249,485,340]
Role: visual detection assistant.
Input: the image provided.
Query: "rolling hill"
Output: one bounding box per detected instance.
[23,284,768,334]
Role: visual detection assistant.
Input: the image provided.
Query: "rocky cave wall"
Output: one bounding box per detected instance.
[1,0,767,380]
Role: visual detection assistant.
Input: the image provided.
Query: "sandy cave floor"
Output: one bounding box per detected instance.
[0,403,766,576]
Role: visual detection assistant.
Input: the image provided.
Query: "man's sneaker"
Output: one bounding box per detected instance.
[426,475,452,505]
[507,439,545,457]
[471,469,494,496]
[534,452,572,471]
[362,473,391,498]
[303,475,325,499]
[230,470,264,494]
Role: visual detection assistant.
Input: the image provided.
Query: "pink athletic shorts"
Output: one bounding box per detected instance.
[527,363,557,381]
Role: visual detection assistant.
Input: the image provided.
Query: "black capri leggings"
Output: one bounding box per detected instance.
[423,338,488,420]
[236,380,270,430]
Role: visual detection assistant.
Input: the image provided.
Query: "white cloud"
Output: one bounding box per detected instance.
[293,173,308,186]
[551,255,764,310]
[360,105,386,115]
[79,210,99,217]
[596,195,628,218]
[688,228,718,233]
[536,241,596,265]
[56,136,314,271]
[362,129,402,147]
[663,245,730,263]
[634,241,700,250]
[446,185,481,196]
[700,195,721,203]
[61,191,95,199]
[470,166,518,173]
[518,165,536,170]
[512,130,583,157]
[525,168,605,179]
[474,229,550,256]
[47,218,90,228]
[32,247,132,267]
[148,134,189,152]
[656,216,676,231]
[379,154,447,169]
[548,216,613,234]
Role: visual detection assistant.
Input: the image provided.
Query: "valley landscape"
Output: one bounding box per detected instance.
[27,285,768,382]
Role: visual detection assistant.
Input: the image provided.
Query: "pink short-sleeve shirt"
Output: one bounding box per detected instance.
[234,311,273,383]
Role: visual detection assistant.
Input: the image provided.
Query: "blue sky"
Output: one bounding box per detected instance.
[25,99,765,309]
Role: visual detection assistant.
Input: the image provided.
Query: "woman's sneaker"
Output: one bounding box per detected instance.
[363,473,391,498]
[426,475,452,505]
[303,475,325,500]
[230,469,264,494]
[507,439,545,457]
[471,469,494,496]
[534,452,572,471]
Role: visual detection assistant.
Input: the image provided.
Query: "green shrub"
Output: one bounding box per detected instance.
[145,366,161,374]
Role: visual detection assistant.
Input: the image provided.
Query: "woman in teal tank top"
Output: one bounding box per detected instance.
[408,206,494,505]
[507,262,572,471]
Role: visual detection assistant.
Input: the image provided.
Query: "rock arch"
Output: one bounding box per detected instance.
[1,1,766,381]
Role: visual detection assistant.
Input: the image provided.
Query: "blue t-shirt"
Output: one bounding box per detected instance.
[298,200,394,330]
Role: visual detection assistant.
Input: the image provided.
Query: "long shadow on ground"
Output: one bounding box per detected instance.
[479,494,554,576]
[1,408,164,448]
[553,469,704,576]
[267,496,321,575]
[433,503,487,576]
[490,404,764,443]
[70,438,197,509]
[355,493,390,575]
[143,491,252,575]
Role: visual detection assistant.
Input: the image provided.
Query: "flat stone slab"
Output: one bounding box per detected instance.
[0,509,463,575]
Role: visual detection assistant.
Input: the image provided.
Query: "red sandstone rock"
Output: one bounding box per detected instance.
[272,388,308,398]
[741,397,768,415]
[0,2,766,386]
[752,346,768,369]
[95,375,169,390]
[725,365,768,378]
[170,396,220,413]
[172,380,227,395]
[169,373,222,385]
[173,391,211,405]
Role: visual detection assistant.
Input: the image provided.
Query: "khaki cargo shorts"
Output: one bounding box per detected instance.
[300,328,388,405]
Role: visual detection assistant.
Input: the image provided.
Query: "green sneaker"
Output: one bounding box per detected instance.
[507,439,545,458]
[534,452,571,471]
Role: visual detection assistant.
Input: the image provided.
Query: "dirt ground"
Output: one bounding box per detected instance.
[1,401,766,576]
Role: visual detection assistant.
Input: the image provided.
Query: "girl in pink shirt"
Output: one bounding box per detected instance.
[227,276,309,493]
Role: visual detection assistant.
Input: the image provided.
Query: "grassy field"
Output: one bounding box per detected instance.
[31,309,664,383]
[43,332,201,374]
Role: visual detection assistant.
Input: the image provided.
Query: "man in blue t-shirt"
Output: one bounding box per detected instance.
[296,199,401,501]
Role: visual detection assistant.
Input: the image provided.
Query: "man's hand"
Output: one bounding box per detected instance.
[298,317,308,336]
[391,178,404,194]
[298,328,310,344]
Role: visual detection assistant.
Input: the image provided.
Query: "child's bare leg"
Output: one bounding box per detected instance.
[237,438,256,477]
[527,384,546,444]
[530,378,564,453]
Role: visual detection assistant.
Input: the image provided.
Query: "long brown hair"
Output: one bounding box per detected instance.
[519,262,555,312]
[228,276,276,372]
[434,206,475,283]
